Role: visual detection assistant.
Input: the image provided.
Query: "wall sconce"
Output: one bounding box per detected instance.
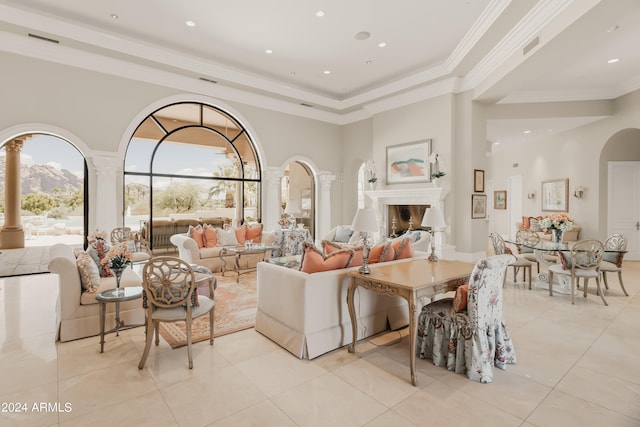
[527,191,536,199]
[574,186,585,198]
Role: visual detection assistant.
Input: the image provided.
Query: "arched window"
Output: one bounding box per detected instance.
[357,163,366,209]
[123,102,261,250]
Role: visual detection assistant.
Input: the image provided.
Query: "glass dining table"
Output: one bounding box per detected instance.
[505,238,625,295]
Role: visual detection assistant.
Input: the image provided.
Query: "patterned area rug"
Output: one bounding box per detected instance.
[159,271,257,348]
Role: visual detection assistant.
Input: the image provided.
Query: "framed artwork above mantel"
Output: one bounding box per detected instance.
[386,140,431,184]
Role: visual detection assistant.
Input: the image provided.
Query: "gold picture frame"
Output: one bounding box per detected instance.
[541,178,569,212]
[494,190,507,210]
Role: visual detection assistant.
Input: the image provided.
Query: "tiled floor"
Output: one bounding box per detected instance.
[1,262,639,426]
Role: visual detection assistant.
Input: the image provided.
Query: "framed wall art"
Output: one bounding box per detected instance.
[494,190,507,210]
[386,139,431,184]
[474,169,485,192]
[541,178,569,212]
[471,194,487,219]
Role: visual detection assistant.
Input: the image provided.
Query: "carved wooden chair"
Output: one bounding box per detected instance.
[600,234,629,297]
[548,239,605,305]
[110,227,151,264]
[489,232,533,289]
[138,257,215,369]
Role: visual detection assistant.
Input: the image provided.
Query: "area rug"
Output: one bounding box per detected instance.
[159,271,257,348]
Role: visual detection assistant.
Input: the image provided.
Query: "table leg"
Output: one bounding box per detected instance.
[99,301,106,353]
[234,253,242,283]
[114,301,122,336]
[346,279,357,353]
[408,292,417,386]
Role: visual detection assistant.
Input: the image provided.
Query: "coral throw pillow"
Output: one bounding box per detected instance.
[235,225,247,244]
[369,241,395,264]
[322,240,363,267]
[203,224,217,248]
[300,242,353,273]
[246,223,263,243]
[188,225,206,249]
[452,284,469,312]
[392,237,414,260]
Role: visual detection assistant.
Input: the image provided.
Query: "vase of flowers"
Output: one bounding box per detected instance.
[366,160,378,191]
[101,242,133,295]
[539,213,574,244]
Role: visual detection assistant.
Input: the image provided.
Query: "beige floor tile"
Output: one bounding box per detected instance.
[235,349,327,397]
[0,382,59,427]
[527,389,640,427]
[57,360,157,421]
[333,356,420,407]
[271,373,387,426]
[160,364,266,426]
[558,366,640,420]
[58,335,140,379]
[311,344,361,372]
[207,400,297,427]
[577,332,640,385]
[59,390,177,427]
[364,410,417,427]
[213,329,281,364]
[392,380,523,427]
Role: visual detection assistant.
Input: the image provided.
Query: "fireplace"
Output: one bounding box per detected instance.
[365,188,445,238]
[387,204,430,236]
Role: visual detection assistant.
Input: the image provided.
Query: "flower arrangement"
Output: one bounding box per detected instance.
[88,229,107,243]
[100,242,133,270]
[365,160,377,184]
[539,213,574,231]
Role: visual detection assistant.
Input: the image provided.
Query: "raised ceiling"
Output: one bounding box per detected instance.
[1,0,639,146]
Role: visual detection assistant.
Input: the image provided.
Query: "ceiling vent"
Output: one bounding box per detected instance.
[28,33,59,44]
[523,36,539,56]
[300,103,313,108]
[198,77,217,84]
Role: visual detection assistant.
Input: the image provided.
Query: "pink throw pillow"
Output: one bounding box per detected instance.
[203,224,217,248]
[235,225,247,245]
[392,238,414,260]
[300,242,353,273]
[188,225,206,249]
[246,223,263,243]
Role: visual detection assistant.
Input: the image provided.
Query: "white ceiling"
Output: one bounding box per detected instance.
[1,0,639,147]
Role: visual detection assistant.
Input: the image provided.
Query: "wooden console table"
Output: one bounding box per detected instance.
[347,259,474,386]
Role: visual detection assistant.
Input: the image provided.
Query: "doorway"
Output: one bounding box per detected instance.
[281,161,315,238]
[608,161,640,260]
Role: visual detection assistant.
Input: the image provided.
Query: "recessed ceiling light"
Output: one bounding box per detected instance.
[323,70,331,75]
[185,20,196,27]
[316,10,325,17]
[608,58,620,64]
[493,142,500,145]
[378,42,387,48]
[366,60,373,64]
[607,25,619,32]
[523,130,532,134]
[265,49,273,54]
[110,13,118,19]
[342,88,348,92]
[290,72,296,76]
[355,31,370,40]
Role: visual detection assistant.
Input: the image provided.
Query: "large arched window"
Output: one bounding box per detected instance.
[123,102,261,250]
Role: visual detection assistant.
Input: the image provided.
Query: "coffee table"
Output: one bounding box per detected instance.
[219,244,277,282]
[96,286,145,353]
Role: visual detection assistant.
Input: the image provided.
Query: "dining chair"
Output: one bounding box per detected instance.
[548,239,606,305]
[600,234,629,297]
[489,232,533,289]
[110,227,152,265]
[417,254,517,383]
[138,256,215,369]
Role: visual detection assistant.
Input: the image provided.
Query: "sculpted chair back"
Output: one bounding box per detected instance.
[417,254,517,383]
[138,256,215,369]
[600,234,629,297]
[489,232,533,289]
[548,239,606,305]
[110,227,152,264]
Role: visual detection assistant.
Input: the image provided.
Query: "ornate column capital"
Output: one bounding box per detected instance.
[4,138,25,152]
[89,155,121,176]
[265,167,285,189]
[317,172,336,190]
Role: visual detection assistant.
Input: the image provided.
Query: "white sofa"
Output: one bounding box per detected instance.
[170,231,277,273]
[255,255,427,359]
[48,243,144,342]
[323,225,432,253]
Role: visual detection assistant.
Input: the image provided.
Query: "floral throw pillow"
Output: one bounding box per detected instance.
[76,252,100,292]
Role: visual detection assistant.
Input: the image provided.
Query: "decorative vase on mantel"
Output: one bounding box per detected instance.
[368,180,378,191]
[551,229,563,244]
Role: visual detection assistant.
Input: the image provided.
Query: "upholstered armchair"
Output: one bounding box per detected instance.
[417,254,517,383]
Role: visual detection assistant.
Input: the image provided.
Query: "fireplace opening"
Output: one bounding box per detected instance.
[387,204,430,237]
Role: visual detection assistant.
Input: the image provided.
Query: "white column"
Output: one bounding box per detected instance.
[89,155,121,235]
[316,172,336,242]
[264,167,284,232]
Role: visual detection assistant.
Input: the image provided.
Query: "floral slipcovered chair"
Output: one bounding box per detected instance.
[417,254,517,383]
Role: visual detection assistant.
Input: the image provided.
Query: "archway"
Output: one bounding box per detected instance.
[281,160,315,238]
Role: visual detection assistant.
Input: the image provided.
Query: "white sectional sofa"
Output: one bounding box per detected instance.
[255,255,427,359]
[48,243,144,342]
